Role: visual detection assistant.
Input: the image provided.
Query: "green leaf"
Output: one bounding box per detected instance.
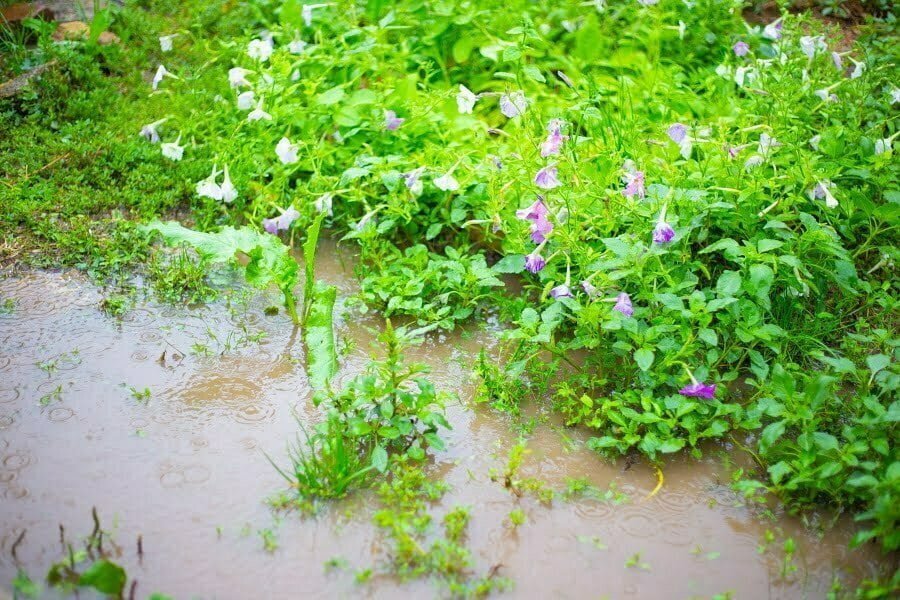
[452,37,476,63]
[305,283,338,390]
[866,354,890,375]
[371,445,389,473]
[716,271,742,297]
[759,420,785,452]
[846,474,879,488]
[812,432,839,452]
[757,239,784,253]
[658,438,685,453]
[492,254,525,273]
[425,223,443,241]
[634,348,654,372]
[523,64,545,83]
[143,221,299,320]
[79,560,127,596]
[768,461,792,484]
[316,86,346,105]
[303,213,326,323]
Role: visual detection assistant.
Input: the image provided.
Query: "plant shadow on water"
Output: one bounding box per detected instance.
[0,240,893,598]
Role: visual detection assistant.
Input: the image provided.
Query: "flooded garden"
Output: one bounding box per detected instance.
[1,0,898,598]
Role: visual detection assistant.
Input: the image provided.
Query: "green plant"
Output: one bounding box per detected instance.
[269,414,373,503]
[315,320,451,471]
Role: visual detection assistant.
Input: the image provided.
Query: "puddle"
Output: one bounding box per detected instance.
[0,243,893,598]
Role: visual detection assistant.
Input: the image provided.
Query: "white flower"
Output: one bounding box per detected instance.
[161,135,184,161]
[677,20,686,40]
[139,118,168,143]
[228,67,252,88]
[220,165,237,203]
[809,180,838,208]
[159,34,177,53]
[247,39,273,62]
[288,39,307,54]
[637,0,659,5]
[849,59,865,79]
[434,170,459,191]
[315,192,334,216]
[715,64,732,79]
[152,64,172,90]
[831,52,843,70]
[874,138,892,155]
[758,133,779,157]
[196,164,223,200]
[891,88,900,105]
[456,85,477,114]
[275,137,299,164]
[237,91,255,110]
[592,0,606,11]
[743,155,764,170]
[248,99,272,122]
[814,88,835,102]
[799,36,826,60]
[499,91,528,118]
[734,66,756,87]
[809,135,821,151]
[762,19,782,41]
[302,3,330,26]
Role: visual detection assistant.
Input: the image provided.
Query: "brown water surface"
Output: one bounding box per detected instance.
[0,246,893,599]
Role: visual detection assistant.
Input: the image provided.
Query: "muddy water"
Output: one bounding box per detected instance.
[0,244,893,599]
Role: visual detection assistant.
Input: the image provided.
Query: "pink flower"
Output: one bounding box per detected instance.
[622,170,645,198]
[733,41,750,57]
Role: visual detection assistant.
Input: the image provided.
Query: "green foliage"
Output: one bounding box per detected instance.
[316,320,451,470]
[148,248,218,304]
[370,463,510,597]
[143,221,300,323]
[736,353,899,552]
[359,243,506,329]
[305,282,338,390]
[270,414,373,503]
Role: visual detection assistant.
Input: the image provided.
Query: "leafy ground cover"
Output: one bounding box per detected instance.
[1,0,898,596]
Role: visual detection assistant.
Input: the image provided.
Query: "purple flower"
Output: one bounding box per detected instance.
[667,123,688,144]
[499,91,528,118]
[540,120,568,157]
[516,198,549,221]
[733,41,750,57]
[582,281,598,297]
[679,382,717,399]
[622,170,645,198]
[262,207,300,235]
[550,284,572,299]
[516,198,553,243]
[762,19,782,41]
[613,292,633,316]
[403,167,425,194]
[530,216,553,243]
[534,165,561,190]
[384,110,404,131]
[524,252,546,273]
[653,221,676,244]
